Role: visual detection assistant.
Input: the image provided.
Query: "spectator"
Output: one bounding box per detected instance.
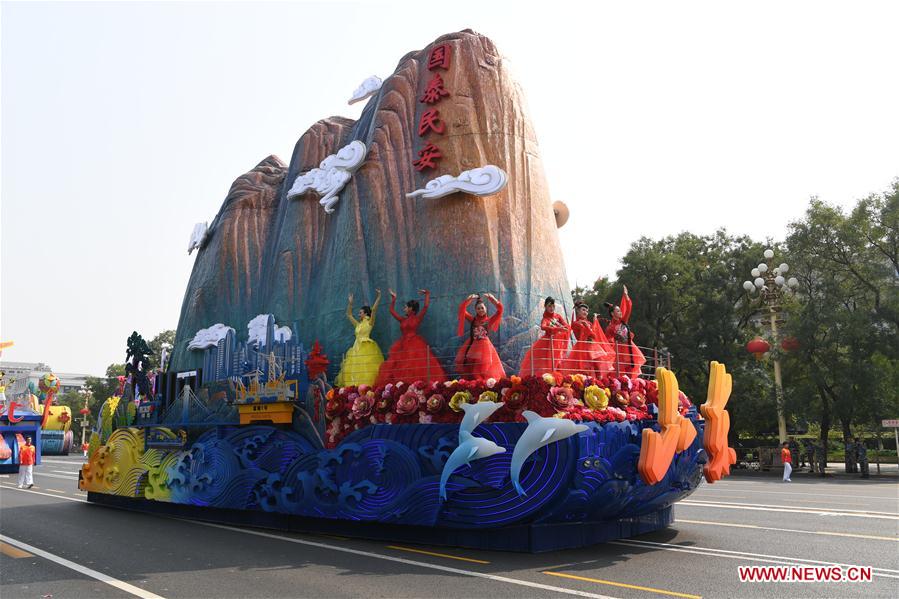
[855,438,869,479]
[781,441,792,482]
[17,436,36,489]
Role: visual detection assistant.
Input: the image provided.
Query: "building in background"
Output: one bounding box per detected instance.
[0,361,94,397]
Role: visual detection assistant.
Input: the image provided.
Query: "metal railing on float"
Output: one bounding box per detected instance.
[328,340,672,385]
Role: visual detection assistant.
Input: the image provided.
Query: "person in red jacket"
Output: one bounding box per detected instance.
[781,441,793,482]
[17,436,36,489]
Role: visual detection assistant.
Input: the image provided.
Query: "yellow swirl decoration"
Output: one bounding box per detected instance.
[79,427,180,501]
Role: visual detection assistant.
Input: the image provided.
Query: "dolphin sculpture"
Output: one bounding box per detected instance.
[510,411,588,496]
[439,430,506,500]
[459,401,504,436]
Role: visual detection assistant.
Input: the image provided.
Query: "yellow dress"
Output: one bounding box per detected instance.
[335,294,384,387]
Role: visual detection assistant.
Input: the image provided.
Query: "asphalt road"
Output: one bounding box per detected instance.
[1,456,897,599]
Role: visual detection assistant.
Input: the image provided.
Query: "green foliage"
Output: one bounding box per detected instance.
[147,330,175,370]
[782,181,898,455]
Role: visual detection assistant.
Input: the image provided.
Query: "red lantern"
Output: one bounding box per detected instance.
[781,337,800,352]
[745,337,770,360]
[305,340,330,380]
[79,408,91,415]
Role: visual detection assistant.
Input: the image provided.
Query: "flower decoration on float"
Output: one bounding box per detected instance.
[449,391,472,412]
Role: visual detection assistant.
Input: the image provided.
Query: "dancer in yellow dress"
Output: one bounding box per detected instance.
[336,289,384,387]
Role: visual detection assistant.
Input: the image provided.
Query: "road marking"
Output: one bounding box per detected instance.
[38,458,88,464]
[543,572,700,599]
[45,488,67,494]
[1,483,86,502]
[33,472,79,481]
[0,534,166,598]
[187,521,617,598]
[611,539,899,579]
[677,518,899,541]
[680,500,899,519]
[699,481,899,500]
[52,469,80,474]
[1,541,34,558]
[386,544,490,564]
[697,487,899,502]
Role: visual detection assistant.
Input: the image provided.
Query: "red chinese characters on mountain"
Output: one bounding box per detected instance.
[413,43,453,171]
[420,73,449,104]
[413,143,442,172]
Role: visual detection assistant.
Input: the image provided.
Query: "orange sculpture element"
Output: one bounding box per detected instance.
[701,361,737,483]
[637,367,697,485]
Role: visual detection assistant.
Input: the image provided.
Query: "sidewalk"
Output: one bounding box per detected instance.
[730,461,899,480]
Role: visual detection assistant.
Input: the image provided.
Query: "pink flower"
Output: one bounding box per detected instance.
[426,394,445,413]
[396,390,418,415]
[486,378,497,389]
[351,394,372,419]
[548,386,574,410]
[419,412,433,424]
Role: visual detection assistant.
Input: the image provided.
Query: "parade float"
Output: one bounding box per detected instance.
[79,30,736,552]
[0,350,52,472]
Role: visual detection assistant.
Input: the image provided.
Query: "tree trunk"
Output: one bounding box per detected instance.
[818,383,831,477]
[841,417,855,473]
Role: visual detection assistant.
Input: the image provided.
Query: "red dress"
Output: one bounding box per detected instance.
[519,312,570,376]
[604,290,646,377]
[561,316,614,377]
[454,297,505,380]
[376,295,446,386]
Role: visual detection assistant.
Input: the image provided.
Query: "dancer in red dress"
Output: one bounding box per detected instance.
[518,297,571,377]
[604,286,646,377]
[455,293,505,380]
[376,289,446,386]
[561,301,613,377]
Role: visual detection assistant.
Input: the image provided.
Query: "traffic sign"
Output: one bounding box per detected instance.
[882,419,899,427]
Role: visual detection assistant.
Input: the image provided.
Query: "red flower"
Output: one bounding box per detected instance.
[548,386,575,410]
[351,394,372,419]
[396,390,419,415]
[426,394,445,413]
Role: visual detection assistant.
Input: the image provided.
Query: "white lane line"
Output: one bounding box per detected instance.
[685,499,898,516]
[697,487,899,502]
[38,458,87,464]
[680,500,899,520]
[34,471,80,481]
[675,518,899,542]
[52,469,80,474]
[611,539,899,579]
[187,520,618,598]
[1,483,86,502]
[700,481,899,500]
[0,534,166,598]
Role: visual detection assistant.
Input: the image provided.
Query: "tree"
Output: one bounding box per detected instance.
[147,330,176,370]
[575,230,780,439]
[783,182,898,473]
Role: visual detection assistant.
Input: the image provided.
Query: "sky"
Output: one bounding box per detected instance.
[2,0,898,375]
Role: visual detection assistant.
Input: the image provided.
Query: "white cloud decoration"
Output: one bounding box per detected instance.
[286,140,368,214]
[348,75,382,105]
[405,165,509,200]
[188,323,235,350]
[247,314,292,347]
[187,222,209,255]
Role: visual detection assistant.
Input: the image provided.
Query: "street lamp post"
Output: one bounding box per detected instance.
[742,248,799,444]
[79,387,93,449]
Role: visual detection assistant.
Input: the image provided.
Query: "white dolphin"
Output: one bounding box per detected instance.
[459,401,504,436]
[510,411,589,496]
[439,430,506,500]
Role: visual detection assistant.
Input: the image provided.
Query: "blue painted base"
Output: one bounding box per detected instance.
[86,491,672,552]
